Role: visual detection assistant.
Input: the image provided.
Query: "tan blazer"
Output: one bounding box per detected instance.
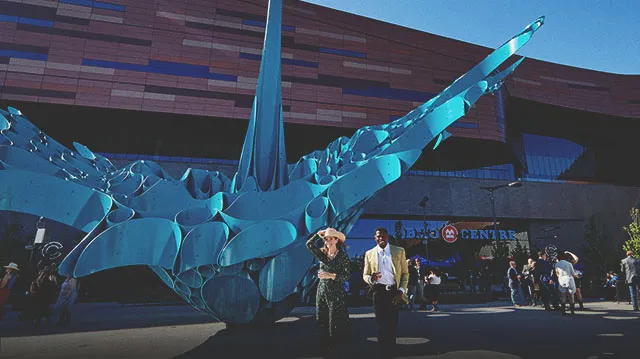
[362,244,409,303]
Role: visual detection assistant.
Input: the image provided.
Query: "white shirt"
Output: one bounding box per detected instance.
[555,260,576,292]
[376,244,396,286]
[428,274,441,285]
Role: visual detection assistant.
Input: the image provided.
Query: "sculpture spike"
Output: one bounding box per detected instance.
[233,0,288,193]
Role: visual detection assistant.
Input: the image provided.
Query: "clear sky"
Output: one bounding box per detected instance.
[303,0,640,75]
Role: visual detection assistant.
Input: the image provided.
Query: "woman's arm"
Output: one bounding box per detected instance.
[306,234,327,261]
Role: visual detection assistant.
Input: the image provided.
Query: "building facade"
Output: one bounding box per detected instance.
[1,0,639,262]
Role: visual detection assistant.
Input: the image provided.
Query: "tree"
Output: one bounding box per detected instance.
[491,240,510,263]
[511,240,530,267]
[622,208,640,254]
[582,215,620,276]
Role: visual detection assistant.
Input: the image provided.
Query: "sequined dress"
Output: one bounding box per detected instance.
[306,235,350,338]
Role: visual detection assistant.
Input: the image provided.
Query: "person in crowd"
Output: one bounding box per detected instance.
[362,227,408,359]
[426,268,442,312]
[530,260,542,305]
[521,258,535,306]
[1,262,20,320]
[406,259,417,311]
[555,251,578,316]
[413,258,426,310]
[29,262,59,326]
[566,251,584,310]
[306,228,351,358]
[479,261,491,293]
[535,251,558,311]
[507,261,523,307]
[54,276,79,326]
[603,272,618,301]
[620,250,640,311]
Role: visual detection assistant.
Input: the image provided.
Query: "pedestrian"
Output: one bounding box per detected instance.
[1,262,20,320]
[534,251,558,311]
[413,258,426,310]
[555,252,578,316]
[362,227,409,359]
[29,263,59,326]
[620,250,640,311]
[54,276,79,326]
[306,228,351,358]
[406,259,417,311]
[521,258,535,305]
[566,251,584,310]
[426,268,441,312]
[507,261,523,307]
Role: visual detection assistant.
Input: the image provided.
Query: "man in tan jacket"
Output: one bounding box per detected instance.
[362,227,409,358]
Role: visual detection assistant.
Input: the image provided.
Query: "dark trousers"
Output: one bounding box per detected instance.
[540,282,558,309]
[372,285,400,358]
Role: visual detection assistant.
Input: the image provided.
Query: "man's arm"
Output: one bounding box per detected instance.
[398,249,409,293]
[362,251,373,285]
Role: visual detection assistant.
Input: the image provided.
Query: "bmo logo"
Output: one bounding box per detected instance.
[441,225,459,243]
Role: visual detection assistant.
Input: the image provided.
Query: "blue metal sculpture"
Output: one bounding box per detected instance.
[0,0,544,324]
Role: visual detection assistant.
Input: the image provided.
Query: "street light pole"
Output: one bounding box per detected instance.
[489,190,498,241]
[418,196,429,260]
[479,181,522,242]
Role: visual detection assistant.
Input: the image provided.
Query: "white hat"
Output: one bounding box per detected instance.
[565,251,579,264]
[318,227,346,243]
[3,262,19,271]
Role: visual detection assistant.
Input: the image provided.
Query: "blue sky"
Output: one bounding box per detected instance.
[303,0,640,75]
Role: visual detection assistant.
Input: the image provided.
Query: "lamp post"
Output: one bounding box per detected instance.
[418,196,429,260]
[479,181,522,241]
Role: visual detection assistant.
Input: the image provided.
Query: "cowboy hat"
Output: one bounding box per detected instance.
[3,262,19,271]
[318,227,346,243]
[565,251,578,264]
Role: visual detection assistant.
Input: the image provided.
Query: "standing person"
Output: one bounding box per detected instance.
[426,268,442,312]
[306,228,351,358]
[521,258,535,306]
[566,251,584,310]
[534,251,558,311]
[413,258,426,310]
[54,276,79,326]
[507,261,523,307]
[555,252,578,316]
[1,262,20,320]
[620,250,640,311]
[29,263,59,326]
[362,227,409,359]
[406,260,417,311]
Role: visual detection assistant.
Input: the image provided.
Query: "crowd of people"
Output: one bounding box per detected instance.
[506,250,585,315]
[406,257,441,312]
[0,260,79,326]
[505,249,640,315]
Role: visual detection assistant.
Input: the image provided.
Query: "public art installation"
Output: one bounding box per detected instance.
[0,0,544,324]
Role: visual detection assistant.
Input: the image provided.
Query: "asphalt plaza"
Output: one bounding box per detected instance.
[1,300,639,359]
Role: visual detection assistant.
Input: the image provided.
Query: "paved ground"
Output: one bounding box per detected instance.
[1,300,639,359]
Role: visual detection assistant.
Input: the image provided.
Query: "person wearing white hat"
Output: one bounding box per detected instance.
[555,252,578,316]
[1,262,20,320]
[1,263,19,289]
[306,227,351,358]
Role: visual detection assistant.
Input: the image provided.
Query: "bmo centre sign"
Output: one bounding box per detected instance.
[414,225,518,243]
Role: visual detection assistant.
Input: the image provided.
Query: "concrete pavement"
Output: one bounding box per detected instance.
[1,300,639,358]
